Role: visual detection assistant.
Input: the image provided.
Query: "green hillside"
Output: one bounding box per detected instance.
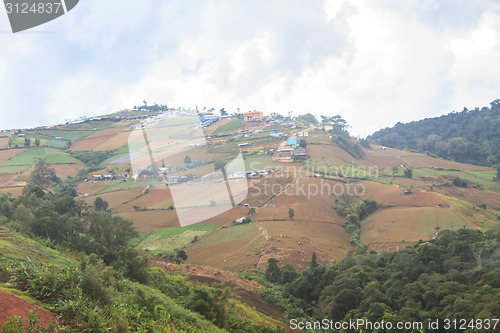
[2,148,84,166]
[368,99,500,166]
[0,186,287,332]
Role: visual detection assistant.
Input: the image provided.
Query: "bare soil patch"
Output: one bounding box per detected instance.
[0,187,23,196]
[81,188,144,211]
[0,149,26,165]
[0,138,9,149]
[118,210,180,233]
[361,206,478,252]
[258,220,352,270]
[186,225,262,271]
[433,186,500,213]
[361,181,450,207]
[0,293,57,329]
[362,145,491,171]
[70,127,130,151]
[51,164,84,179]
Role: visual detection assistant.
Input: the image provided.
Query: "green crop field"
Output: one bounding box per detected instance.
[0,165,31,173]
[10,136,51,148]
[97,178,156,193]
[367,176,394,185]
[413,167,499,191]
[213,119,244,134]
[134,224,219,253]
[244,155,274,171]
[36,129,96,141]
[47,139,69,148]
[188,224,256,248]
[2,148,84,166]
[435,193,499,228]
[57,120,117,131]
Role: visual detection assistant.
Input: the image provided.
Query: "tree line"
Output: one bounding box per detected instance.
[368,99,500,166]
[262,228,500,331]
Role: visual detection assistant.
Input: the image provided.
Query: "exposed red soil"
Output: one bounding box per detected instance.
[0,293,58,329]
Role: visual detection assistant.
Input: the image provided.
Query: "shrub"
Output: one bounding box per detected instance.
[453,176,468,187]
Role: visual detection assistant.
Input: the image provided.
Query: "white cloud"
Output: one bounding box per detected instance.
[0,0,499,136]
[448,9,500,111]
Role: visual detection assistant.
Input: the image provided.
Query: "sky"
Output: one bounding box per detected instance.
[1,0,500,137]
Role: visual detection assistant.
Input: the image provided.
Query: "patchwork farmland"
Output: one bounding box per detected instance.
[0,110,498,273]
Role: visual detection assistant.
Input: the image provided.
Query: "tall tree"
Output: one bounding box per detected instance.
[88,212,138,264]
[94,197,109,211]
[310,251,318,270]
[28,158,57,190]
[265,258,282,283]
[288,208,295,220]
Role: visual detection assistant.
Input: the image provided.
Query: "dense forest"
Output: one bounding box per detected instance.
[262,228,500,332]
[367,99,500,166]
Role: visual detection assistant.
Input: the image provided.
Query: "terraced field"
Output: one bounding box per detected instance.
[186,224,263,271]
[133,224,220,254]
[360,206,477,252]
[2,148,83,166]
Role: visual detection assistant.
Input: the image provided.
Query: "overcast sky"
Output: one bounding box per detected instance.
[1,0,500,136]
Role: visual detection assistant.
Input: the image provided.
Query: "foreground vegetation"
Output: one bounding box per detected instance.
[0,161,286,332]
[262,228,500,332]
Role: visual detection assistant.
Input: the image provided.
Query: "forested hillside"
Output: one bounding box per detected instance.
[262,228,500,331]
[368,99,500,166]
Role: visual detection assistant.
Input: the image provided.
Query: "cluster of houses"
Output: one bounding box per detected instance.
[273,134,308,162]
[244,111,264,122]
[165,175,190,184]
[234,216,251,224]
[199,114,233,129]
[165,169,272,185]
[227,169,271,180]
[90,173,129,181]
[230,129,263,141]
